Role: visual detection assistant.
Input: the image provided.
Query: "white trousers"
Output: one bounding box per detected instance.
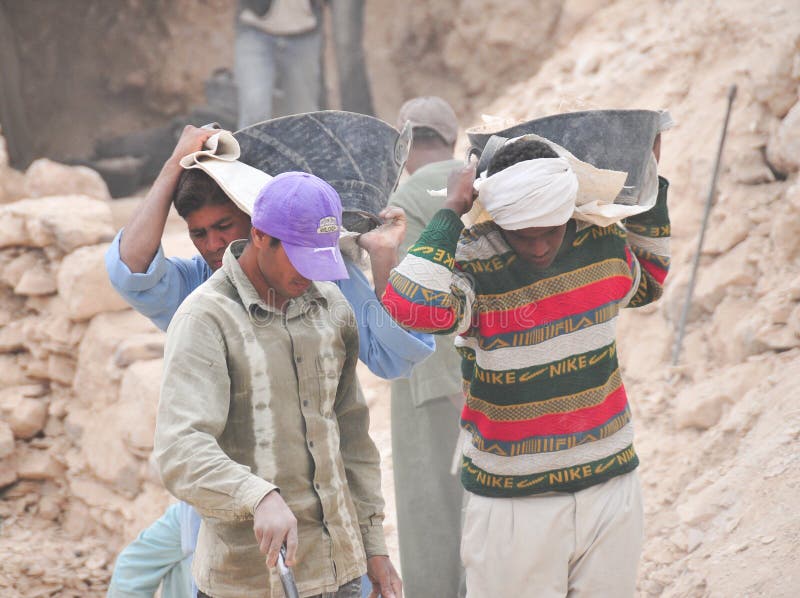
[461,470,644,598]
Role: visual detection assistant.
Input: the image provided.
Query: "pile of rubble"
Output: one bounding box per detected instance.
[0,145,171,596]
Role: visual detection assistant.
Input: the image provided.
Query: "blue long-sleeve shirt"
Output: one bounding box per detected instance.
[105,230,434,379]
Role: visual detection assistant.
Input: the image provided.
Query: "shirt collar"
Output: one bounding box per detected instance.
[222,239,328,321]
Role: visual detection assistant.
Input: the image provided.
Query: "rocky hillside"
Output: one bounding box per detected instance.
[0,0,798,596]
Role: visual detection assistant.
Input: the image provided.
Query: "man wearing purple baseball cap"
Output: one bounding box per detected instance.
[155,171,403,598]
[249,171,349,297]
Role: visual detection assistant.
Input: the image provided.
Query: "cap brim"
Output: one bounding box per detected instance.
[283,242,349,281]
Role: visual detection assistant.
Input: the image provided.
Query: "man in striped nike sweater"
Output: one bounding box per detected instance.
[381,136,669,597]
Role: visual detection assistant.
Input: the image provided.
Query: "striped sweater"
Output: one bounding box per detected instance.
[382,177,670,497]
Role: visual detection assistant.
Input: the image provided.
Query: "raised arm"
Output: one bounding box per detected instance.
[623,175,671,307]
[381,164,478,335]
[119,125,213,273]
[336,206,435,379]
[622,136,670,307]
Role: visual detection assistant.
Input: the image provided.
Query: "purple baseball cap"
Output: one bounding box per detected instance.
[252,172,349,281]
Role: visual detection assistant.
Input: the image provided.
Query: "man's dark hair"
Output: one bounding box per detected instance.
[487,138,559,176]
[173,169,232,218]
[412,126,451,148]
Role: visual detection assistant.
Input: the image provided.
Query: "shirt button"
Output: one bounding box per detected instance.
[308,440,314,448]
[295,356,303,364]
[315,482,320,490]
[303,400,309,407]
[323,519,328,526]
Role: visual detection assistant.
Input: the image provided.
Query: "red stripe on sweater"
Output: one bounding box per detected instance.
[461,385,628,441]
[640,259,668,285]
[382,284,456,331]
[477,276,631,336]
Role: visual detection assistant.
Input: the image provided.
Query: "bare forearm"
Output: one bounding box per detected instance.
[119,158,182,273]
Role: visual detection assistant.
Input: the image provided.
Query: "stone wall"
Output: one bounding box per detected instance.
[0,155,170,596]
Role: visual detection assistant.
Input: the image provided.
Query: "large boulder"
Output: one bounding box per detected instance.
[23,158,111,201]
[73,310,159,408]
[0,196,115,253]
[118,358,163,456]
[1,389,49,439]
[68,404,141,497]
[57,244,129,321]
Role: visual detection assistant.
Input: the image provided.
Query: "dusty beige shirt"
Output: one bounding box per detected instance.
[154,240,386,598]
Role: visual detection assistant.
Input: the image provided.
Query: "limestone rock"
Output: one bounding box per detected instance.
[16,447,65,481]
[709,297,756,364]
[754,49,800,119]
[755,323,800,351]
[113,333,165,368]
[72,405,141,497]
[24,159,111,201]
[21,313,86,355]
[788,304,800,336]
[14,261,57,296]
[0,354,35,387]
[730,150,775,185]
[57,244,129,321]
[6,397,48,439]
[0,196,115,253]
[0,167,26,205]
[770,209,800,261]
[47,354,77,386]
[0,319,26,353]
[703,212,750,255]
[0,457,17,488]
[677,492,722,527]
[73,310,159,408]
[0,420,15,458]
[676,360,770,430]
[675,382,732,430]
[694,242,757,312]
[118,358,162,455]
[767,101,800,174]
[1,250,45,288]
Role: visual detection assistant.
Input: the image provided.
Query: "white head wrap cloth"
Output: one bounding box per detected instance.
[472,157,578,229]
[429,131,660,228]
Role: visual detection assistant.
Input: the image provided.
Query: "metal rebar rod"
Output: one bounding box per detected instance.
[671,84,738,366]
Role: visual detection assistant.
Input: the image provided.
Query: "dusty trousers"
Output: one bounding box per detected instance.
[391,391,464,598]
[461,470,644,598]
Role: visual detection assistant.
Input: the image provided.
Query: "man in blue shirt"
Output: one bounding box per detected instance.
[106,125,433,598]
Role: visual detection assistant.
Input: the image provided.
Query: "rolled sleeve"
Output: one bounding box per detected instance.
[360,521,388,558]
[337,260,434,379]
[105,230,171,293]
[104,229,211,331]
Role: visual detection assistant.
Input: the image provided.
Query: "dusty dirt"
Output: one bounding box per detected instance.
[1,0,799,596]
